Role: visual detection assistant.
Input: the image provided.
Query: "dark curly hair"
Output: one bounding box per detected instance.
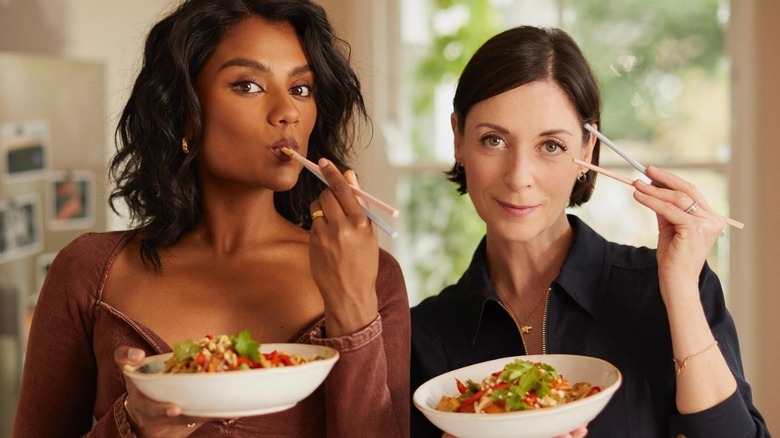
[109,0,367,269]
[446,26,601,207]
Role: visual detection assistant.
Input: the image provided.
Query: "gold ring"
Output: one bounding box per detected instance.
[187,422,196,428]
[311,210,325,220]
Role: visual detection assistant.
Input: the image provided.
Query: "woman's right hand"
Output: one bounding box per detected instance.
[115,346,207,437]
[308,159,380,337]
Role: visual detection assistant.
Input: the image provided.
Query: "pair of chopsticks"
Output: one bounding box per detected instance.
[281,147,400,238]
[577,124,744,230]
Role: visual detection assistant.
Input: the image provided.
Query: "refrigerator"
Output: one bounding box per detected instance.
[0,51,107,435]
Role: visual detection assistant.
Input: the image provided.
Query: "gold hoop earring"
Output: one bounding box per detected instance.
[182,138,190,155]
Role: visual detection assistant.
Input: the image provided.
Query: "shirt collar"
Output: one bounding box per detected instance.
[456,215,611,344]
[557,215,610,318]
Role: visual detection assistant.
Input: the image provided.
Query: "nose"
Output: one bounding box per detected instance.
[504,149,535,191]
[268,92,300,126]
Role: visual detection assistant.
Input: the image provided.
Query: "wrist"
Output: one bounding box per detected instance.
[123,395,148,438]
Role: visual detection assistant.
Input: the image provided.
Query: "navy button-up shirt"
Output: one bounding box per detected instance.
[411,215,768,437]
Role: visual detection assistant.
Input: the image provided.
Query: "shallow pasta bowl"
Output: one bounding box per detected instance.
[123,343,338,417]
[413,354,621,438]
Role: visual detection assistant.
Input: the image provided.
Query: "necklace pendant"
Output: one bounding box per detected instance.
[520,325,532,334]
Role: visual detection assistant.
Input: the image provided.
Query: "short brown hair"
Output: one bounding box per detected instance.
[447,26,601,207]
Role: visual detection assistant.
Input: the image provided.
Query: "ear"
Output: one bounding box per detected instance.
[451,112,463,164]
[581,122,597,164]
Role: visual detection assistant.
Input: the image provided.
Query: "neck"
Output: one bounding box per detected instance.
[485,224,572,300]
[191,188,306,255]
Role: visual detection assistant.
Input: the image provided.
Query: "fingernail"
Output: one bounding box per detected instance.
[166,406,181,417]
[318,158,330,167]
[128,349,143,362]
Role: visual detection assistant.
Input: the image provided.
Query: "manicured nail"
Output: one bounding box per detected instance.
[128,349,143,362]
[318,158,330,167]
[166,406,181,417]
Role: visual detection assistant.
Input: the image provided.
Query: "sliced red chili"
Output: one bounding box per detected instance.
[457,390,486,412]
[278,354,293,366]
[490,382,509,391]
[456,379,467,394]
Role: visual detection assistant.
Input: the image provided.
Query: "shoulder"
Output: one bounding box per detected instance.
[376,248,409,306]
[34,230,135,316]
[410,282,469,341]
[411,241,488,326]
[53,230,135,269]
[377,248,405,288]
[45,230,136,295]
[568,215,658,271]
[606,240,658,270]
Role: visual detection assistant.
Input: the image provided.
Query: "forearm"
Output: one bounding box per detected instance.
[311,316,407,438]
[322,286,379,338]
[662,283,737,414]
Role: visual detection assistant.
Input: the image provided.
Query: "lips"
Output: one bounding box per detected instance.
[497,200,538,217]
[270,139,299,161]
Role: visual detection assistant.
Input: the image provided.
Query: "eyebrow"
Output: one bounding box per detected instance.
[474,123,575,138]
[219,58,312,77]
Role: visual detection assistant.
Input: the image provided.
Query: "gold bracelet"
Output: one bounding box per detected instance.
[123,395,143,431]
[673,340,718,375]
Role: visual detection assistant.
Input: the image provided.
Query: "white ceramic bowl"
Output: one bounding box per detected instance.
[123,343,339,417]
[413,354,622,438]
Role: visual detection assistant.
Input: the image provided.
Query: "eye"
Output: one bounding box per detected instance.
[541,140,568,155]
[231,81,263,94]
[290,84,313,97]
[479,134,506,149]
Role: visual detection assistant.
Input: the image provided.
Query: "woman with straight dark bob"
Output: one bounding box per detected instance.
[15,1,410,437]
[411,26,769,437]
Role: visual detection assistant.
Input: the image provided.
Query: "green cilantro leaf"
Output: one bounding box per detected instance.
[231,330,261,362]
[172,339,198,362]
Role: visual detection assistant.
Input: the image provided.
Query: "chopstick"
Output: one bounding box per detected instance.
[584,124,650,176]
[573,157,744,229]
[281,147,399,238]
[281,147,399,218]
[573,158,634,185]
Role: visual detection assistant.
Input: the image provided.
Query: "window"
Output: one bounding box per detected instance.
[376,0,731,305]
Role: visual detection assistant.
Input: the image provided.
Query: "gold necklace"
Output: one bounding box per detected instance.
[504,287,550,335]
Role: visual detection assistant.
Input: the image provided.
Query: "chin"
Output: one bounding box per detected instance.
[269,181,298,192]
[265,169,301,192]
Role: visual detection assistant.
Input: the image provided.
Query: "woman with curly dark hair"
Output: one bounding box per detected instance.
[15,1,409,437]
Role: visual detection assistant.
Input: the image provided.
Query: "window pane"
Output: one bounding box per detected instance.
[568,0,730,165]
[397,171,485,305]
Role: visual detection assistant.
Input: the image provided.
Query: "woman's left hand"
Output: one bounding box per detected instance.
[632,166,724,290]
[308,158,379,337]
